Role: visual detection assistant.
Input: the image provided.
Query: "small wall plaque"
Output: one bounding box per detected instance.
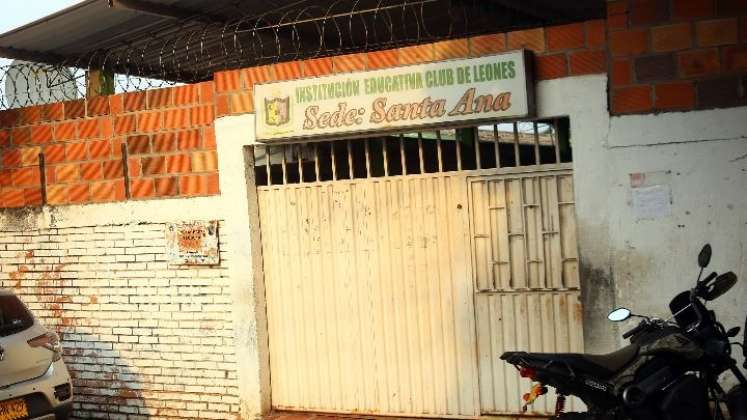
[165,221,220,265]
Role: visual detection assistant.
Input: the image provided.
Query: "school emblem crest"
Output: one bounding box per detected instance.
[264,97,291,126]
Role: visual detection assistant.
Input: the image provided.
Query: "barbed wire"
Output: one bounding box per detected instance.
[0,0,520,110]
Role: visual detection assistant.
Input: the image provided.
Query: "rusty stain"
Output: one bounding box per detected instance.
[24,250,33,258]
[89,295,98,304]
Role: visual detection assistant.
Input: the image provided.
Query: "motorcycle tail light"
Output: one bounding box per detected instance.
[28,332,62,361]
[520,367,536,379]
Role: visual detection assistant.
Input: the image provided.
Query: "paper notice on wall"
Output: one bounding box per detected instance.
[632,184,672,220]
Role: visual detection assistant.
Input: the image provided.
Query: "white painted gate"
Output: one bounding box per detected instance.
[256,122,583,418]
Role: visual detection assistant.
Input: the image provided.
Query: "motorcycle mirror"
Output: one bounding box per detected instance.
[726,326,741,338]
[698,244,712,268]
[608,307,632,322]
[702,272,737,301]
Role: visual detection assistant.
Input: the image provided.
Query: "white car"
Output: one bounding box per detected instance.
[0,289,73,420]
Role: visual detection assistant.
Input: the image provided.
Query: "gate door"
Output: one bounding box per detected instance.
[470,169,585,415]
[255,120,581,418]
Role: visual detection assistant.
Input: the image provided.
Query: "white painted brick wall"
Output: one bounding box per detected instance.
[0,221,240,420]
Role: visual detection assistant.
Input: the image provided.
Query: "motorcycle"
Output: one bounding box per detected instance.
[501,244,747,419]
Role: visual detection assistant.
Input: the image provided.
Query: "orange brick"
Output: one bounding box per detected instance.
[24,187,42,206]
[303,57,334,76]
[469,34,506,57]
[241,65,275,88]
[191,105,214,126]
[535,54,568,80]
[142,156,166,175]
[102,160,124,179]
[333,53,367,72]
[130,178,155,199]
[13,167,40,187]
[88,140,111,159]
[166,154,191,174]
[652,23,692,52]
[152,133,177,153]
[366,51,398,70]
[570,50,607,75]
[127,157,141,178]
[696,18,738,47]
[155,177,178,196]
[612,85,654,114]
[723,46,747,71]
[19,106,42,125]
[11,127,31,146]
[199,82,215,105]
[0,109,19,128]
[230,93,254,114]
[20,147,41,166]
[87,96,110,116]
[55,164,80,183]
[109,94,124,115]
[147,88,173,109]
[44,145,66,164]
[586,20,607,48]
[3,150,21,168]
[54,122,78,141]
[0,189,23,207]
[655,81,696,110]
[630,0,671,25]
[0,170,12,187]
[179,174,210,196]
[207,172,219,195]
[66,143,87,162]
[136,112,163,133]
[127,135,151,155]
[31,125,53,144]
[46,185,69,205]
[63,100,85,120]
[507,28,546,53]
[78,119,100,139]
[99,118,114,139]
[608,0,629,16]
[91,181,121,203]
[191,151,218,172]
[274,62,302,81]
[678,48,721,77]
[610,29,648,56]
[114,115,137,135]
[742,16,747,42]
[612,58,633,86]
[67,183,89,204]
[43,103,64,122]
[44,166,55,184]
[163,109,191,130]
[123,92,146,112]
[0,130,8,148]
[547,23,585,51]
[215,70,241,92]
[172,85,199,106]
[672,0,715,19]
[80,162,103,181]
[178,130,201,150]
[216,95,230,117]
[433,39,469,60]
[203,127,216,149]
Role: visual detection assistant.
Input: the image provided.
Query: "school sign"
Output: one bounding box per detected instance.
[254,50,534,141]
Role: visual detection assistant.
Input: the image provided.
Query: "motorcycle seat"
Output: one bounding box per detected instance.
[501,344,639,379]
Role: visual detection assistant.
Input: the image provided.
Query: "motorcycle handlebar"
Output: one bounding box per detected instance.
[623,321,648,339]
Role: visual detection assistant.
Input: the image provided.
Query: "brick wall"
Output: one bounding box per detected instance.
[608,0,747,114]
[211,20,607,115]
[0,221,239,420]
[0,83,218,209]
[0,20,606,210]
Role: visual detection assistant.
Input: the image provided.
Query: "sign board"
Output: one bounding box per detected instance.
[165,221,220,265]
[255,50,534,141]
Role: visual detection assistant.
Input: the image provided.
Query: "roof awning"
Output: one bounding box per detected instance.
[0,0,605,83]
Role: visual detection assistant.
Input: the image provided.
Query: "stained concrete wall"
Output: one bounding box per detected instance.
[559,75,747,385]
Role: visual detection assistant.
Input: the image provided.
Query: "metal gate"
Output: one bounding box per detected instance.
[255,119,582,417]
